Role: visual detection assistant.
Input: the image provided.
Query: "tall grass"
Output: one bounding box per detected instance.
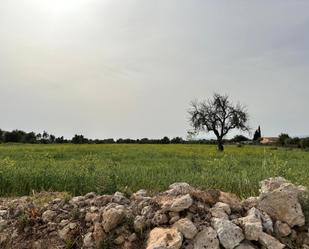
[0,144,308,197]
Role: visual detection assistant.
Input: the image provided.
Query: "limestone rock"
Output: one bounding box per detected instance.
[102,205,125,232]
[146,227,182,249]
[173,218,197,239]
[212,218,244,249]
[134,215,146,232]
[0,220,8,232]
[235,241,256,249]
[210,207,229,220]
[258,182,305,227]
[58,225,71,242]
[242,197,259,211]
[259,177,305,194]
[274,221,291,237]
[93,223,106,245]
[214,202,231,215]
[258,232,285,249]
[193,227,220,249]
[219,192,242,212]
[83,232,95,248]
[167,182,194,195]
[170,194,193,212]
[237,208,263,241]
[152,211,169,226]
[42,210,57,223]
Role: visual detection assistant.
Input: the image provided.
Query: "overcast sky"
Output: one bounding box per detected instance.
[1,0,309,139]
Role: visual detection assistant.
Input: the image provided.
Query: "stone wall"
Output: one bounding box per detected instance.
[0,177,308,249]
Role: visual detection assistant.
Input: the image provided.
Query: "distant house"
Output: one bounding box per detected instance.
[260,137,279,145]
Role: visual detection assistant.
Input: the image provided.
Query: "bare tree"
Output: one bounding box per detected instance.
[188,93,250,151]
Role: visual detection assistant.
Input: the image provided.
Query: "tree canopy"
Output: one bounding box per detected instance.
[189,93,250,151]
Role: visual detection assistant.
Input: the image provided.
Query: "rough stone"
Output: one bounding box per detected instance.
[93,223,106,245]
[0,220,8,232]
[193,227,220,249]
[258,182,305,227]
[42,210,57,223]
[258,232,285,249]
[234,241,256,249]
[83,232,95,248]
[237,208,263,241]
[173,218,197,239]
[146,227,182,249]
[152,211,169,226]
[102,205,125,232]
[134,215,146,232]
[212,218,244,249]
[170,194,193,212]
[274,220,291,237]
[210,207,229,220]
[167,182,194,195]
[214,202,231,215]
[218,191,242,212]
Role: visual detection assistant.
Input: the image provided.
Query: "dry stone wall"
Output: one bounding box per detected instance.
[0,177,309,249]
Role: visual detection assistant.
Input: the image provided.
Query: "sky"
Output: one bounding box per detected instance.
[1,0,309,139]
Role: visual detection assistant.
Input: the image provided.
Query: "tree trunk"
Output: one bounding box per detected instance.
[217,139,224,151]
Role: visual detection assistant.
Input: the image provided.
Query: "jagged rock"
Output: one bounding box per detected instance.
[167,182,194,195]
[42,210,57,223]
[134,215,146,232]
[128,233,137,242]
[258,181,305,227]
[170,194,193,212]
[102,205,125,232]
[235,241,256,249]
[114,235,125,245]
[274,221,291,237]
[58,224,72,242]
[113,192,130,205]
[85,212,100,223]
[191,189,220,205]
[0,220,8,232]
[85,192,96,199]
[59,219,70,227]
[258,232,285,249]
[0,210,8,218]
[212,218,244,249]
[259,210,273,234]
[146,227,182,249]
[210,207,229,220]
[259,177,305,194]
[242,197,259,211]
[193,227,220,249]
[218,192,242,212]
[93,223,106,245]
[83,232,95,248]
[141,205,155,218]
[70,196,86,207]
[152,211,169,226]
[237,208,263,241]
[170,216,180,224]
[133,189,148,199]
[214,202,231,215]
[173,218,197,239]
[0,232,8,242]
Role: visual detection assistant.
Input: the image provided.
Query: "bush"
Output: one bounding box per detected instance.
[278,133,290,146]
[300,138,309,149]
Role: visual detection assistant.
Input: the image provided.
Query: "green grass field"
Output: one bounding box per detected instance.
[0,144,308,198]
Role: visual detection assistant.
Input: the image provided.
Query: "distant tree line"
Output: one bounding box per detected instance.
[1,128,308,149]
[0,128,252,145]
[278,133,309,149]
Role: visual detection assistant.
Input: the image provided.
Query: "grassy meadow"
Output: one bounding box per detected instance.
[0,143,308,198]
